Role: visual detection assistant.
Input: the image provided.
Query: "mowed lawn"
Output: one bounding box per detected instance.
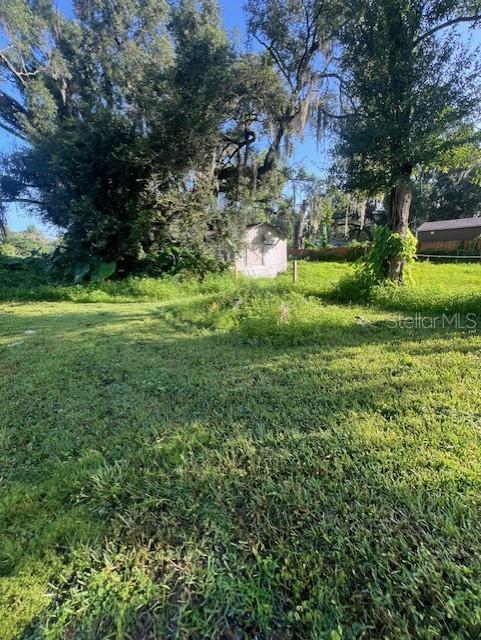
[2,262,481,638]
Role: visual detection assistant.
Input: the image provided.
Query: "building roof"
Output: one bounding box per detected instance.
[417,217,481,232]
[246,222,286,238]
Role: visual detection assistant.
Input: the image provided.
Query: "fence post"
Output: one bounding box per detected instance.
[293,259,298,283]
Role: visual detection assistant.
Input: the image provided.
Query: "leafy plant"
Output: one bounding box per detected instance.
[73,263,92,285]
[90,261,117,284]
[334,226,417,302]
[364,226,417,284]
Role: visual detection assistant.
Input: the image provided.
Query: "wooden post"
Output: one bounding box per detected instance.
[293,259,298,283]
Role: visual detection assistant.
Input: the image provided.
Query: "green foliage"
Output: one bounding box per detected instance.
[0,226,54,257]
[338,1,481,196]
[347,239,369,250]
[70,259,117,284]
[366,226,417,282]
[334,226,418,301]
[0,251,56,297]
[0,0,241,275]
[71,262,89,284]
[0,243,16,257]
[90,261,116,284]
[144,245,229,278]
[412,164,481,224]
[336,0,481,281]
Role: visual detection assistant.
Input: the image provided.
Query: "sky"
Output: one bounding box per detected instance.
[1,0,327,234]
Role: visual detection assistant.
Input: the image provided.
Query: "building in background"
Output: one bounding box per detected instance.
[235,223,287,278]
[417,217,481,252]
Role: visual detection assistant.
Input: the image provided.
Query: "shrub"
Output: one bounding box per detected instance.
[331,227,417,304]
[365,226,417,283]
[0,243,17,257]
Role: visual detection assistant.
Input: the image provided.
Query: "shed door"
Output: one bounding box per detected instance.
[245,243,264,267]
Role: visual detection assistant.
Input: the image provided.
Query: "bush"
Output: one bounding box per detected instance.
[330,228,417,304]
[365,226,417,283]
[140,245,232,279]
[289,246,368,262]
[332,267,377,304]
[0,243,17,257]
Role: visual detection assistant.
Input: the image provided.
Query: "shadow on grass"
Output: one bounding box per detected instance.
[1,305,481,638]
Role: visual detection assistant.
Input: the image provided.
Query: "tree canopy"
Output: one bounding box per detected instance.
[336,0,481,279]
[1,0,481,281]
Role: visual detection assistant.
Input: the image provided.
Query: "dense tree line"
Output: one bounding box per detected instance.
[1,0,481,281]
[0,224,55,257]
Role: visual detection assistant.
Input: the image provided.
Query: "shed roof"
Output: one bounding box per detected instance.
[246,222,286,238]
[417,217,481,232]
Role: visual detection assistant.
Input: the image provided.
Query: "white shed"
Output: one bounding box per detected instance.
[235,223,287,278]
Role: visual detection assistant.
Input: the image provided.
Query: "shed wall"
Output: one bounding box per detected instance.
[235,225,287,278]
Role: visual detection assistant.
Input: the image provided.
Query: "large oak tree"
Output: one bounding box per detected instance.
[337,0,481,281]
[0,0,241,273]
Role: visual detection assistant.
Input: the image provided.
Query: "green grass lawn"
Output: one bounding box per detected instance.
[2,261,481,639]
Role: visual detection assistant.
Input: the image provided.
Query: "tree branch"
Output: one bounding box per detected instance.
[252,33,294,89]
[415,14,481,46]
[0,197,44,207]
[0,51,28,87]
[0,121,27,141]
[0,89,27,115]
[319,108,347,120]
[317,72,357,111]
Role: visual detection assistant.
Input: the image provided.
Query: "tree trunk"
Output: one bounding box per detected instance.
[388,174,412,283]
[344,202,350,238]
[294,200,308,249]
[259,125,285,178]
